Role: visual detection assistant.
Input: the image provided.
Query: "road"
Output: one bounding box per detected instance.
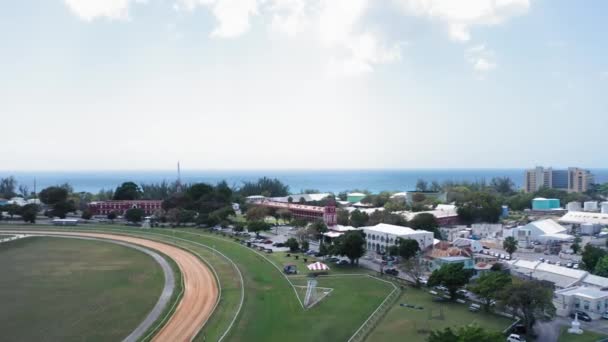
[6,230,219,342]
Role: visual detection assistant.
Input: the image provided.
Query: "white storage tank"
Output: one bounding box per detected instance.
[584,201,598,212]
[602,202,608,214]
[567,202,582,212]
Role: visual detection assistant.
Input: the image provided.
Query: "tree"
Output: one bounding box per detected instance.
[503,236,518,258]
[398,238,420,260]
[0,176,17,199]
[490,177,515,195]
[337,209,349,225]
[4,203,20,219]
[594,256,608,277]
[19,204,38,223]
[107,212,117,221]
[409,213,440,237]
[428,263,474,300]
[239,177,289,197]
[81,209,93,220]
[285,238,299,252]
[387,245,399,257]
[403,255,425,288]
[469,272,511,311]
[113,182,142,200]
[39,186,68,205]
[333,230,366,265]
[233,221,245,232]
[50,200,76,218]
[310,221,328,240]
[277,208,292,224]
[456,192,502,224]
[416,179,428,192]
[301,240,309,251]
[499,279,555,336]
[349,209,369,227]
[247,220,271,237]
[571,236,582,254]
[245,206,269,222]
[125,208,145,223]
[581,245,607,272]
[428,324,503,342]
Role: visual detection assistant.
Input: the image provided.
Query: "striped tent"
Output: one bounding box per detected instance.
[307,262,330,271]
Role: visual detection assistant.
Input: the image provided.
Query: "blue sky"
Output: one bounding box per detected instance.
[1,0,606,170]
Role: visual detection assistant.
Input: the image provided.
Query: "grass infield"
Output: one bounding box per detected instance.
[0,236,165,342]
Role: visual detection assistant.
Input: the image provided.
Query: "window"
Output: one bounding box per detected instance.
[583,300,590,310]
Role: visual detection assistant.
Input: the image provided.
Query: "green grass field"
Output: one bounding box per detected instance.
[0,225,396,342]
[558,327,608,342]
[0,236,165,342]
[367,287,514,342]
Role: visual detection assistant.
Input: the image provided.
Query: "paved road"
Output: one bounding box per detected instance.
[6,230,218,342]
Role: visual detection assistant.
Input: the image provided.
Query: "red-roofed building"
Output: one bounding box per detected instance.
[88,200,163,216]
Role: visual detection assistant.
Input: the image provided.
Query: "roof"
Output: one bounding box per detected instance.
[271,193,331,203]
[439,256,471,262]
[323,232,344,238]
[525,219,567,235]
[582,274,608,289]
[348,192,366,197]
[559,211,608,225]
[362,223,429,237]
[330,225,357,232]
[557,286,608,300]
[539,233,574,241]
[509,260,588,288]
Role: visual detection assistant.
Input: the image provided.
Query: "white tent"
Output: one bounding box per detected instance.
[307,262,330,271]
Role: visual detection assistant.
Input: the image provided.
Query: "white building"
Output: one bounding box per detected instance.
[271,193,331,203]
[506,219,570,247]
[362,223,434,253]
[452,238,484,253]
[559,211,608,226]
[554,286,608,319]
[508,259,588,289]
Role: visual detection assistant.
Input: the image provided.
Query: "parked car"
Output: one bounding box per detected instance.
[336,260,349,265]
[602,311,608,320]
[570,311,592,322]
[573,263,580,269]
[468,303,481,312]
[505,255,511,260]
[435,285,449,293]
[555,262,561,267]
[456,289,469,298]
[539,257,545,262]
[566,262,573,268]
[507,333,526,342]
[327,257,340,263]
[384,268,399,276]
[417,277,428,285]
[263,239,273,244]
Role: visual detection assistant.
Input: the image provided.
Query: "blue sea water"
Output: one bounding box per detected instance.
[2,169,608,194]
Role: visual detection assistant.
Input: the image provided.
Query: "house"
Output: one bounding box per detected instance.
[508,259,588,289]
[399,204,459,226]
[452,238,484,253]
[88,200,163,216]
[362,223,434,254]
[430,256,475,271]
[554,286,608,319]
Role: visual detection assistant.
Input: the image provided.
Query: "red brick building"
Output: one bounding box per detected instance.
[252,199,337,227]
[88,200,163,216]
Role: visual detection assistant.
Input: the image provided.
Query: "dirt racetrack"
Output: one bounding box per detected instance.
[12,231,219,342]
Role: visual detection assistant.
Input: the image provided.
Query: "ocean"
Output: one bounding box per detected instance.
[2,169,608,194]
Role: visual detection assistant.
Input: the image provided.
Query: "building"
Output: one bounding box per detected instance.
[506,219,570,247]
[532,198,561,211]
[508,259,588,289]
[452,238,484,253]
[399,204,459,226]
[430,256,475,271]
[346,193,366,203]
[270,193,331,203]
[554,286,608,319]
[88,200,163,216]
[362,223,434,253]
[559,211,608,227]
[524,167,594,193]
[250,199,337,226]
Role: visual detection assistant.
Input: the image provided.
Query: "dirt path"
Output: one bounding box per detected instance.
[10,231,219,342]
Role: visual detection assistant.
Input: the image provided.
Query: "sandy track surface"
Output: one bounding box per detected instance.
[11,231,219,342]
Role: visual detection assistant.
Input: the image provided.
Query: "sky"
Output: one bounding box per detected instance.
[1,0,607,171]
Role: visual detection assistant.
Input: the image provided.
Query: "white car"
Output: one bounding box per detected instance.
[507,334,526,342]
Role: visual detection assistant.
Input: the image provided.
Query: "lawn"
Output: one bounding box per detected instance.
[1,225,395,342]
[558,327,608,342]
[267,250,375,276]
[367,286,514,342]
[0,236,164,342]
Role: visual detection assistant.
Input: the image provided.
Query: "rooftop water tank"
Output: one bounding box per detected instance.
[581,223,595,235]
[584,201,598,212]
[567,202,582,212]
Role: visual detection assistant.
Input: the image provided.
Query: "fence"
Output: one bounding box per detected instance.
[347,276,401,342]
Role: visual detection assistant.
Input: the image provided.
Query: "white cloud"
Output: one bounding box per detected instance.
[466,44,497,78]
[393,0,530,42]
[63,0,147,21]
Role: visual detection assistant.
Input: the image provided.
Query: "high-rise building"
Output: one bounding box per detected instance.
[524,167,594,193]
